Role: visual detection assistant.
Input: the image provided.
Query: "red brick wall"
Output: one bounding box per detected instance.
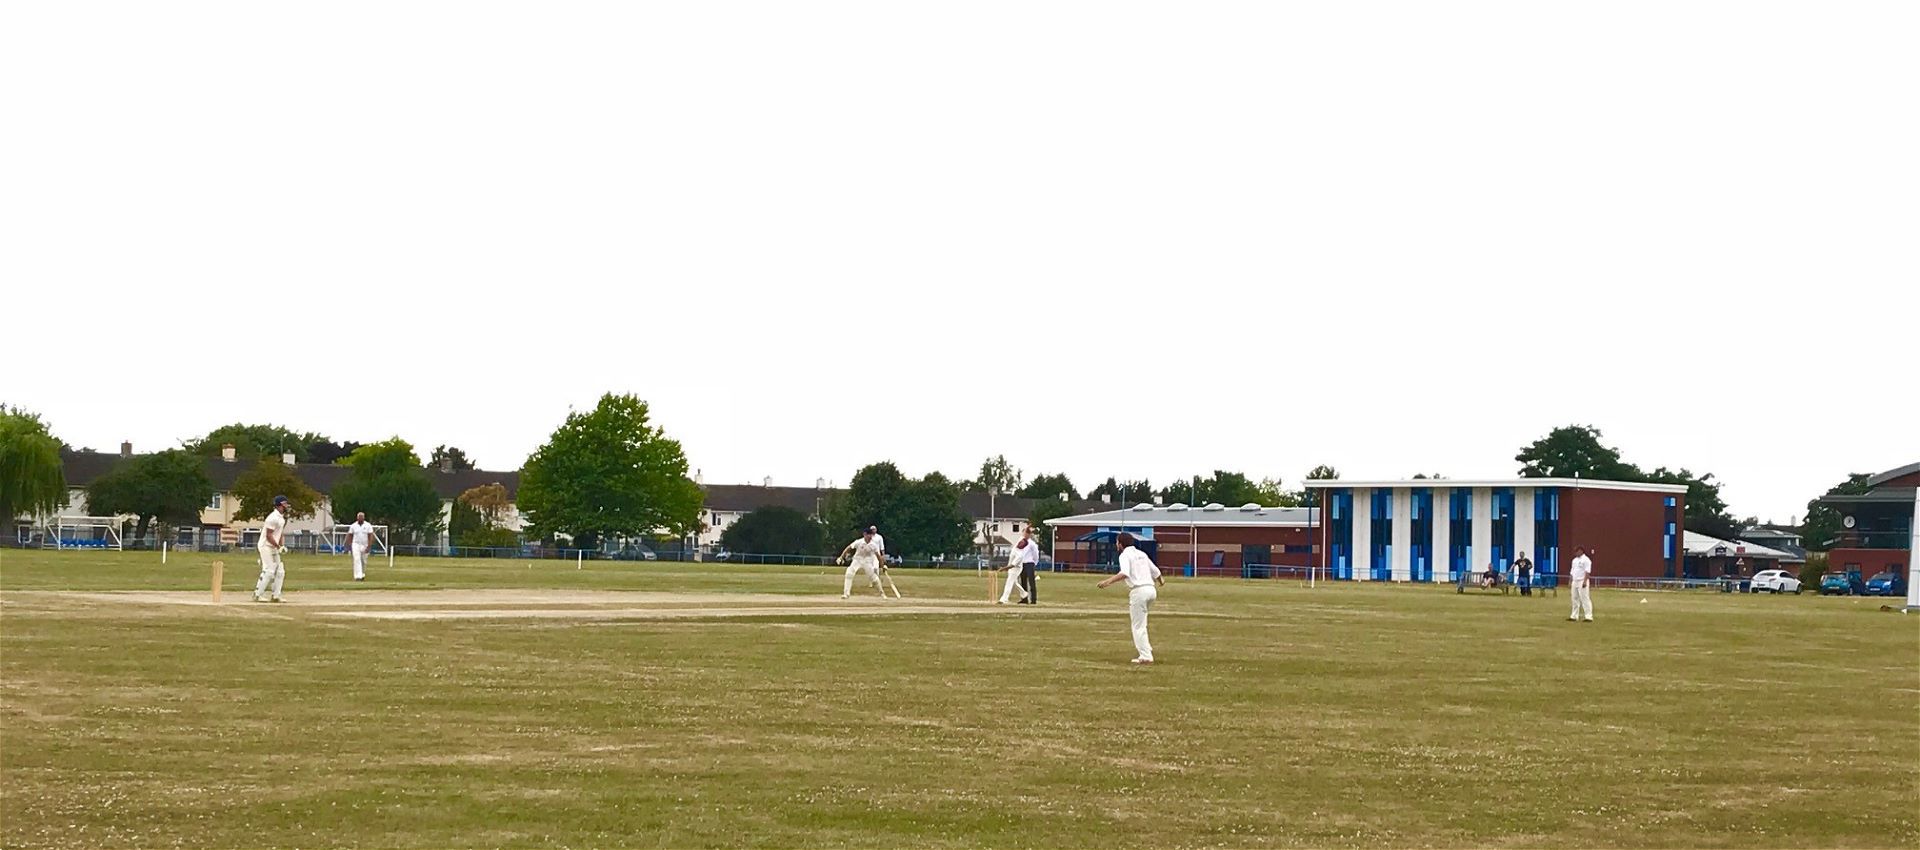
[1825,548,1909,577]
[1560,488,1682,579]
[1049,523,1318,572]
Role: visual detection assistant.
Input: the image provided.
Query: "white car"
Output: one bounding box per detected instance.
[1749,569,1802,594]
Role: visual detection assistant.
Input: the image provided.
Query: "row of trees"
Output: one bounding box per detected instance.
[1514,425,1744,539]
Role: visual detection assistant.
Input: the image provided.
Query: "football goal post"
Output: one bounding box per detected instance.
[321,524,393,569]
[51,516,124,551]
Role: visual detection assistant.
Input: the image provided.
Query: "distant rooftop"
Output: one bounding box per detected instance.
[1303,477,1687,494]
[1044,504,1319,527]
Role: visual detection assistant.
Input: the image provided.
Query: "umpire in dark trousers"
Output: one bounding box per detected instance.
[1515,551,1534,596]
[1013,529,1040,604]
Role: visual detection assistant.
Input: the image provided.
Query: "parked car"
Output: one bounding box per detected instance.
[606,543,658,561]
[1748,569,1802,594]
[1864,571,1907,597]
[1820,571,1868,595]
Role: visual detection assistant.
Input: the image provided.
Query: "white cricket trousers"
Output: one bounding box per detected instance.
[254,547,285,600]
[1128,585,1157,661]
[843,559,881,596]
[1570,583,1593,620]
[1000,569,1029,603]
[351,543,369,580]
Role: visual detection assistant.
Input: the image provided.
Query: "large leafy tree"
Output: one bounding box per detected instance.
[973,455,1022,494]
[1158,471,1285,506]
[1016,472,1079,501]
[331,439,444,541]
[1515,425,1642,480]
[1801,473,1875,551]
[231,460,322,521]
[82,449,213,541]
[720,505,825,556]
[450,482,516,548]
[517,393,703,549]
[186,423,308,461]
[823,463,973,558]
[302,434,362,465]
[1026,497,1079,551]
[430,445,476,471]
[0,406,67,524]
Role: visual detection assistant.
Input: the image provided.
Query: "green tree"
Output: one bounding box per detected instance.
[1515,425,1642,480]
[231,459,322,521]
[1801,473,1875,551]
[331,439,444,542]
[823,462,909,543]
[186,423,308,462]
[1016,472,1079,501]
[823,463,973,558]
[1159,471,1278,506]
[301,434,362,465]
[1026,497,1078,552]
[81,449,214,542]
[1088,477,1154,505]
[450,482,516,548]
[974,455,1022,494]
[431,445,476,471]
[517,394,703,549]
[1294,465,1339,508]
[720,505,826,556]
[0,406,67,524]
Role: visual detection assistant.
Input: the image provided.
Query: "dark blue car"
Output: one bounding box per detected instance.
[1864,571,1906,597]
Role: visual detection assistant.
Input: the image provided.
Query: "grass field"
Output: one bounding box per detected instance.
[2,549,1915,849]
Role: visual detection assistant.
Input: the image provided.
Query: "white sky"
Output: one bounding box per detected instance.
[4,2,1914,524]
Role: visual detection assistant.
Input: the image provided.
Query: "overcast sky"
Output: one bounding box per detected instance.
[4,2,1914,524]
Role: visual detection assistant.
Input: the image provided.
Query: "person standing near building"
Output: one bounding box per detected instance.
[1514,550,1534,597]
[998,534,1037,604]
[1568,546,1594,621]
[347,511,375,582]
[1015,528,1040,604]
[838,528,888,599]
[1095,532,1163,664]
[253,496,291,603]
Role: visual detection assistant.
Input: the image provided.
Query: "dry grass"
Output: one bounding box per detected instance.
[1,548,1915,848]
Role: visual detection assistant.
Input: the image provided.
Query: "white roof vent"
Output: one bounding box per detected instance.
[1133,503,1157,511]
[1239,503,1262,511]
[1203,503,1225,511]
[1166,503,1189,511]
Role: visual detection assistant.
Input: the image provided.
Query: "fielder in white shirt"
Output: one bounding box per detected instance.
[346,512,375,582]
[1096,532,1164,664]
[999,533,1038,604]
[867,525,901,598]
[838,529,889,599]
[1568,546,1595,622]
[253,496,291,603]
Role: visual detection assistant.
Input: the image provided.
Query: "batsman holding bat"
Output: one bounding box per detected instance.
[837,527,890,599]
[252,496,291,603]
[869,525,902,598]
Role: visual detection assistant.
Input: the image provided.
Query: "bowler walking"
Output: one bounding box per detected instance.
[347,511,375,582]
[1096,532,1163,664]
[1568,546,1594,621]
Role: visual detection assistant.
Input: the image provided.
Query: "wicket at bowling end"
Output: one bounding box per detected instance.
[210,560,224,603]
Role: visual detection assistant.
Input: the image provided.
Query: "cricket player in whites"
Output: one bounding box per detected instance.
[838,528,888,599]
[253,496,291,603]
[347,511,375,582]
[868,525,902,598]
[1096,532,1163,664]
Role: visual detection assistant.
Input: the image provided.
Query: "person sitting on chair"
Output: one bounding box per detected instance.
[1483,562,1501,588]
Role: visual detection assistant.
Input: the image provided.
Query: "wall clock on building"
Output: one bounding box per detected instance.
[1842,515,1856,529]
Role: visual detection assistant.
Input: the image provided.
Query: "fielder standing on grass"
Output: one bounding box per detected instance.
[253,496,291,603]
[838,528,889,599]
[1568,545,1594,621]
[1096,532,1163,664]
[347,511,375,582]
[868,525,902,598]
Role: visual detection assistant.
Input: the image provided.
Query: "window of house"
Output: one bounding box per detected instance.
[208,493,222,509]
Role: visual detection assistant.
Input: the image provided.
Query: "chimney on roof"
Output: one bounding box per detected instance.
[1100,494,1111,504]
[763,476,772,488]
[281,452,296,465]
[816,477,825,489]
[221,444,236,462]
[440,457,453,473]
[120,441,132,458]
[695,468,704,485]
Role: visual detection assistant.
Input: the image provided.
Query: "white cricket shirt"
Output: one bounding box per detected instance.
[348,520,374,548]
[1010,541,1039,566]
[1569,554,1592,582]
[847,538,884,564]
[1115,545,1161,589]
[260,511,287,551]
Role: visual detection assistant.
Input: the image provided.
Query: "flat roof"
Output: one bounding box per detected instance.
[1684,531,1805,563]
[1045,505,1318,528]
[1302,478,1688,494]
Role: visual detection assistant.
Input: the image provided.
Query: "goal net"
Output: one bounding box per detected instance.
[320,524,390,554]
[51,516,124,551]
